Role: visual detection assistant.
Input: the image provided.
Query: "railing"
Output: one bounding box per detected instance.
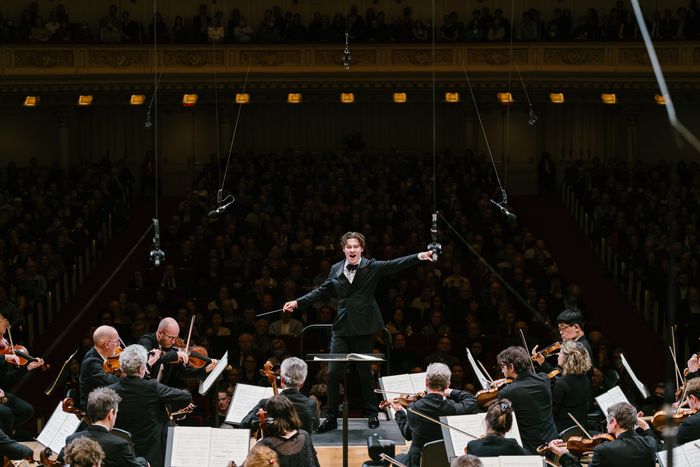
[24,189,129,347]
[560,184,665,346]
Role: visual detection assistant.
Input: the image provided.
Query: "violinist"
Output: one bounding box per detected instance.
[137,317,218,387]
[677,377,700,445]
[547,401,658,467]
[496,346,558,454]
[391,362,478,467]
[108,345,191,467]
[0,314,41,436]
[57,387,148,467]
[554,308,593,359]
[465,399,529,457]
[240,357,319,434]
[79,325,122,408]
[551,341,592,433]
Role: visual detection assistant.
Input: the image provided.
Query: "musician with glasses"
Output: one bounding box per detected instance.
[79,325,123,408]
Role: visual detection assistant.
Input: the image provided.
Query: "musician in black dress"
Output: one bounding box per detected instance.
[548,401,657,467]
[466,398,530,456]
[497,346,558,454]
[677,377,700,445]
[551,341,592,433]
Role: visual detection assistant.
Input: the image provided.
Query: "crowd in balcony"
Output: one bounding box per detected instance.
[0,2,699,44]
[0,157,132,342]
[55,146,654,424]
[565,158,700,350]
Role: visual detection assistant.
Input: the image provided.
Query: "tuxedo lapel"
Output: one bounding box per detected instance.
[351,257,369,288]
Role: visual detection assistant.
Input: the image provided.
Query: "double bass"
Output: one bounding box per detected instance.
[255,361,279,439]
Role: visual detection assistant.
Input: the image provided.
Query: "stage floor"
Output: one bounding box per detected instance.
[314,417,408,467]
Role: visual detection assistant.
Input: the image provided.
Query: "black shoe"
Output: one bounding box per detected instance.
[317,417,338,433]
[368,415,380,429]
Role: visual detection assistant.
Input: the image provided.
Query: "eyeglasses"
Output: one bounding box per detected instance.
[558,324,572,332]
[162,333,178,341]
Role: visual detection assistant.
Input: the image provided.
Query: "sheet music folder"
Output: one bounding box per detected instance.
[164,426,250,467]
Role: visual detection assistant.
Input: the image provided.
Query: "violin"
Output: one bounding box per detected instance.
[537,433,615,457]
[103,346,123,374]
[532,342,561,362]
[378,392,425,410]
[255,408,267,440]
[0,338,49,371]
[261,361,279,396]
[172,337,213,369]
[475,378,513,408]
[642,407,698,433]
[39,447,60,467]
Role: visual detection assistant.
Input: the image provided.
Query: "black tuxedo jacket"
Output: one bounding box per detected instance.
[559,429,658,467]
[552,373,591,432]
[677,410,700,445]
[108,376,191,467]
[240,387,319,434]
[0,428,32,460]
[466,434,530,457]
[79,347,120,408]
[498,372,558,454]
[58,425,148,467]
[137,332,205,387]
[395,390,478,467]
[297,254,421,336]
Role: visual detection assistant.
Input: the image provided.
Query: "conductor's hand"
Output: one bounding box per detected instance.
[283,300,298,313]
[418,251,435,262]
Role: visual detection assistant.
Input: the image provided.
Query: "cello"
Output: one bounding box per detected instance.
[254,361,279,439]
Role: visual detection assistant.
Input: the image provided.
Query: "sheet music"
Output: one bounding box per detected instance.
[657,441,700,467]
[378,373,426,420]
[225,384,275,424]
[170,426,212,467]
[409,372,426,392]
[620,353,651,399]
[35,402,81,454]
[498,456,545,466]
[441,413,523,459]
[594,386,629,418]
[199,351,229,396]
[466,347,490,390]
[313,353,383,361]
[208,428,250,467]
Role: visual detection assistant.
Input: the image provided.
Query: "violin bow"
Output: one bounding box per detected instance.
[184,315,195,366]
[476,359,494,383]
[379,453,407,467]
[44,348,80,396]
[567,412,593,440]
[6,323,17,363]
[669,345,685,388]
[407,408,478,439]
[518,329,536,373]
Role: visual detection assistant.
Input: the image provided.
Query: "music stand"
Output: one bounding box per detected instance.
[307,353,385,467]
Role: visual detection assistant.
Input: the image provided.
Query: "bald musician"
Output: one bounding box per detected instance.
[79,325,122,408]
[138,317,217,387]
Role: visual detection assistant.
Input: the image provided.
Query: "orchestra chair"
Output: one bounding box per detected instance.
[419,439,449,467]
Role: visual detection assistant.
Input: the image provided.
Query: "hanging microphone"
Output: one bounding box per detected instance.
[427,211,442,261]
[149,218,165,266]
[343,32,351,70]
[208,199,235,217]
[490,190,517,222]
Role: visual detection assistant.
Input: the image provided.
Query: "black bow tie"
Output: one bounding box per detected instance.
[346,263,359,272]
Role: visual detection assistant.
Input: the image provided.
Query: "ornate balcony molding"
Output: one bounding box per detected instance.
[1,43,699,91]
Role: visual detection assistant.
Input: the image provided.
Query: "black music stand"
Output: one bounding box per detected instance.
[307,353,386,467]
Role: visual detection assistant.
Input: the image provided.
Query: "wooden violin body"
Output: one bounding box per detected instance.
[537,433,614,457]
[378,392,424,410]
[532,342,561,362]
[645,408,697,433]
[476,378,513,408]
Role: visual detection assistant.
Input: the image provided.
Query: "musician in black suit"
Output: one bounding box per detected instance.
[0,427,32,461]
[58,387,148,467]
[391,362,478,467]
[284,231,434,431]
[138,317,218,387]
[108,344,192,467]
[551,341,592,433]
[497,346,558,454]
[466,399,529,457]
[677,377,700,445]
[240,357,319,433]
[79,325,122,408]
[549,401,657,467]
[555,308,593,358]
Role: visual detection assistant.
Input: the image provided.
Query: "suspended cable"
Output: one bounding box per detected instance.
[431,0,437,213]
[148,0,164,266]
[630,0,700,154]
[220,63,251,195]
[504,0,516,189]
